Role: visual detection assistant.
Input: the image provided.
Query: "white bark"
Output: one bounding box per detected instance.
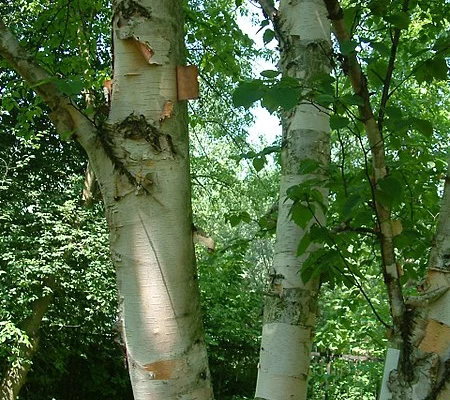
[255,1,330,399]
[82,1,213,398]
[378,348,400,400]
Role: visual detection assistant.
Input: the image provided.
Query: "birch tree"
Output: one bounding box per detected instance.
[248,1,331,399]
[0,0,213,398]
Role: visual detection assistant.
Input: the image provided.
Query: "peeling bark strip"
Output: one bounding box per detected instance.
[160,100,174,122]
[133,39,157,64]
[114,1,160,65]
[176,65,199,100]
[142,358,186,380]
[419,319,450,354]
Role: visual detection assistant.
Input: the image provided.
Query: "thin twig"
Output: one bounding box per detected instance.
[377,0,410,132]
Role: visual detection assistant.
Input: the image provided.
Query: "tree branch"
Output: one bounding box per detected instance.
[255,0,278,22]
[0,279,55,399]
[0,18,95,141]
[323,0,407,352]
[377,0,410,132]
[254,0,286,47]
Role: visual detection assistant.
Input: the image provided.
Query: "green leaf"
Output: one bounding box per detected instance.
[261,145,281,155]
[415,58,449,83]
[370,41,391,57]
[385,106,403,119]
[298,159,321,174]
[55,78,84,96]
[311,72,336,86]
[367,59,388,86]
[2,97,16,112]
[228,215,241,227]
[309,224,331,244]
[290,202,311,229]
[383,12,410,30]
[252,156,266,172]
[367,55,388,87]
[309,189,327,214]
[263,86,299,112]
[260,70,280,78]
[340,94,364,106]
[343,7,360,34]
[263,29,275,45]
[297,231,311,256]
[411,118,433,137]
[368,0,389,16]
[342,194,363,220]
[240,211,251,223]
[427,58,449,81]
[259,215,276,231]
[330,115,350,129]
[232,80,265,109]
[300,261,316,283]
[225,211,251,227]
[315,94,335,106]
[433,35,450,54]
[286,184,304,201]
[340,40,358,56]
[377,175,403,206]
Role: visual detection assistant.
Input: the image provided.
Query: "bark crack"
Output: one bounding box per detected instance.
[138,210,179,324]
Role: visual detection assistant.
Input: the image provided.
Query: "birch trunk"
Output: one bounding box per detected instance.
[86,1,212,397]
[0,1,213,398]
[255,1,330,399]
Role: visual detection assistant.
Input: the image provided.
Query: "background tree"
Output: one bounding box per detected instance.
[0,131,132,398]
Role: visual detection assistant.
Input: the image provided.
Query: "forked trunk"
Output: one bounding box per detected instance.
[0,1,212,397]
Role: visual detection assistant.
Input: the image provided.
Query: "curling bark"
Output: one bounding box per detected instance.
[254,1,330,399]
[0,1,213,399]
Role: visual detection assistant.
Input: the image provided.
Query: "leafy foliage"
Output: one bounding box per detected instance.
[198,245,262,399]
[0,130,132,398]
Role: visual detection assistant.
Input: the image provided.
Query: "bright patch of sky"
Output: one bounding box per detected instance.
[236,3,281,147]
